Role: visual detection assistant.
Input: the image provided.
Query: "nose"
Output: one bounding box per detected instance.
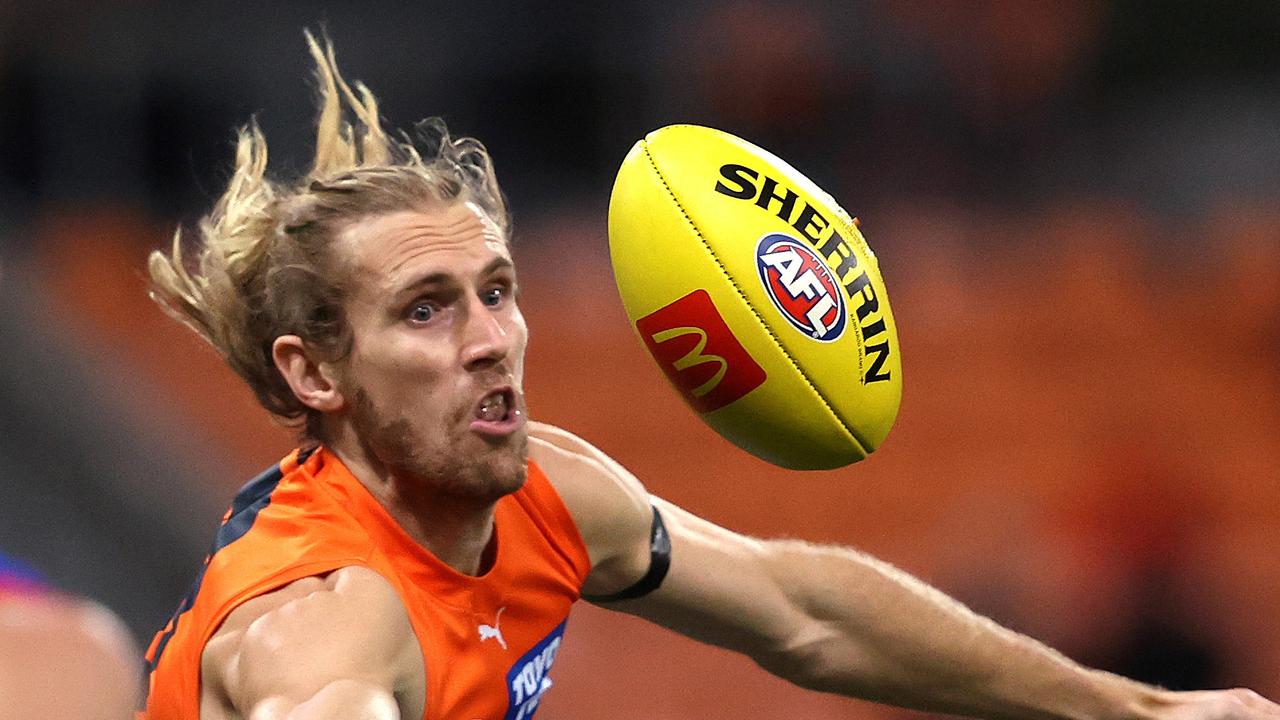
[460,297,513,371]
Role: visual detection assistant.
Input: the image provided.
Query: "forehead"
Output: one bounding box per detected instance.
[339,203,510,291]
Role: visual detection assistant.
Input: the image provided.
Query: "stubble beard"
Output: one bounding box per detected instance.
[351,388,528,506]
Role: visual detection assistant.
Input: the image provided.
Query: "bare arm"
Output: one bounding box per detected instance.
[531,422,1279,720]
[632,506,1150,720]
[201,566,422,720]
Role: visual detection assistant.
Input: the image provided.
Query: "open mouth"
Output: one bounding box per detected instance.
[476,388,514,423]
[471,387,524,438]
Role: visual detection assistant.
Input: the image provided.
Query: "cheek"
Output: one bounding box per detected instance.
[511,309,529,352]
[346,334,451,396]
[510,310,530,374]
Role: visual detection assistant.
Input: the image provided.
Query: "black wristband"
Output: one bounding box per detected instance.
[582,504,671,603]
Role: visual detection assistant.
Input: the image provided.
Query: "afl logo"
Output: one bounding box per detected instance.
[755,233,847,342]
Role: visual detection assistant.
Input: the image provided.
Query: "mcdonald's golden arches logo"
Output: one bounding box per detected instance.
[636,290,767,413]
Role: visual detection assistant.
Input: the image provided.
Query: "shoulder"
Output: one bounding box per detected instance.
[202,566,420,718]
[527,421,614,470]
[528,422,654,590]
[528,422,650,529]
[528,421,642,496]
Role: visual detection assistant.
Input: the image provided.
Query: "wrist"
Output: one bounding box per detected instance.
[1091,672,1172,720]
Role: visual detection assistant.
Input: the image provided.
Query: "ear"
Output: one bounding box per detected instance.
[272,335,345,413]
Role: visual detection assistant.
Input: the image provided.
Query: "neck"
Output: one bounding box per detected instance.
[327,437,498,577]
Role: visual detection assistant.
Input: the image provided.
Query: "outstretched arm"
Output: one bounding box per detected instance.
[531,422,1279,720]
[631,501,1271,720]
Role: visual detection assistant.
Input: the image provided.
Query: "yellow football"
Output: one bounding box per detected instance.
[607,125,902,470]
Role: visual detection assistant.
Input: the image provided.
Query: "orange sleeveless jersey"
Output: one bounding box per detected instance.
[144,447,592,720]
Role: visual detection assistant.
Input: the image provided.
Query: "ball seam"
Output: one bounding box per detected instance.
[639,140,872,457]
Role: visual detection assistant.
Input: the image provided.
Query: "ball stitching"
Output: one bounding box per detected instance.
[639,139,872,457]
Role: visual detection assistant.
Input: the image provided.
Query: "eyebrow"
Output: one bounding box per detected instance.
[390,256,515,301]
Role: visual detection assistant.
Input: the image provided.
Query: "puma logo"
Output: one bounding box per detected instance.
[478,606,507,650]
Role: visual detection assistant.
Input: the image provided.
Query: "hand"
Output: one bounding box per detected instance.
[1155,689,1280,720]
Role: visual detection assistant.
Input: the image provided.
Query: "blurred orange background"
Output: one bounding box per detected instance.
[1,1,1277,717]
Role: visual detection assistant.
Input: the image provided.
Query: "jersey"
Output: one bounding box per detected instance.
[144,446,592,720]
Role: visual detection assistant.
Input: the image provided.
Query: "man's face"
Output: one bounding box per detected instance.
[331,202,529,502]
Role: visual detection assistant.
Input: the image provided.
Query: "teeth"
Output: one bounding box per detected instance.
[478,393,508,422]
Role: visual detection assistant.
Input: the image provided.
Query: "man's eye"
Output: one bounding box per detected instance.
[409,304,435,323]
[481,288,504,307]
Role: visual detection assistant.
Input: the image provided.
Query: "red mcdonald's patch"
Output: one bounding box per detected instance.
[636,290,767,413]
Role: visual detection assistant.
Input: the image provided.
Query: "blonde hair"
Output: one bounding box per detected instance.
[148,31,509,441]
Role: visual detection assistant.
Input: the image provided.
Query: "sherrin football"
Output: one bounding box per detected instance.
[607,125,902,470]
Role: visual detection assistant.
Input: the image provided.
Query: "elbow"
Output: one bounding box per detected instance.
[751,620,854,694]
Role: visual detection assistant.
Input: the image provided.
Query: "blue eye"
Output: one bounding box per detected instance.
[409,304,435,323]
[481,288,503,307]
